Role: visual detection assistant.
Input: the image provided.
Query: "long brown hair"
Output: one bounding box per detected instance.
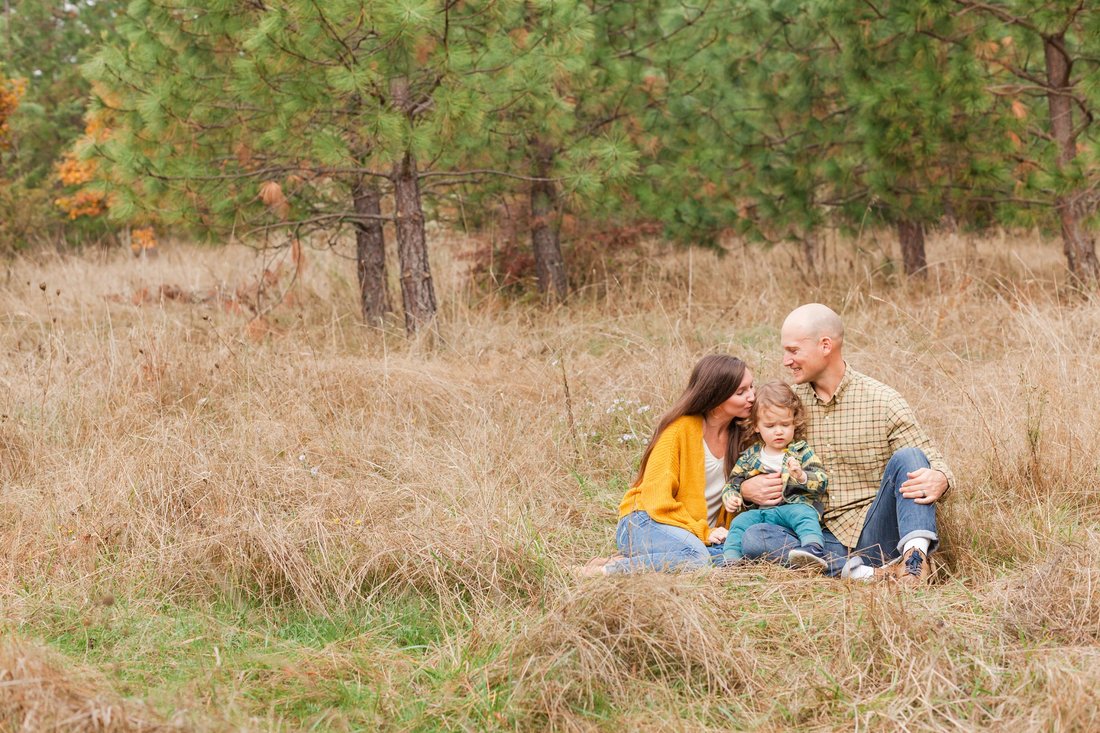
[633,354,750,486]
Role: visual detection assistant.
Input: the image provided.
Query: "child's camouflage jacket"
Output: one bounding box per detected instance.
[721,440,828,513]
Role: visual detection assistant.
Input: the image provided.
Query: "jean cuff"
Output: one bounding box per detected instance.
[896,530,939,555]
[801,535,824,547]
[603,558,630,575]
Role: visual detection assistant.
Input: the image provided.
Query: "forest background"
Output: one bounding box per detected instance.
[2,1,1100,731]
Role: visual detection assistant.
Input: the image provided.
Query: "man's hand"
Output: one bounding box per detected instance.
[740,472,784,506]
[786,457,807,484]
[707,526,729,545]
[900,468,948,505]
[722,492,742,512]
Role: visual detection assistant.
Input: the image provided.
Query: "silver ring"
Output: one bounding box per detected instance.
[921,491,927,498]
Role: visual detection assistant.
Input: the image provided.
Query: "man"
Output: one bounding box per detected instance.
[739,303,954,584]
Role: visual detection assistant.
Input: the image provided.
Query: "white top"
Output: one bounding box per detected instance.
[703,438,726,526]
[760,447,785,473]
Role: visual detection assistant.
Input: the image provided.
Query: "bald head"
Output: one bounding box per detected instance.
[781,303,845,386]
[782,303,845,346]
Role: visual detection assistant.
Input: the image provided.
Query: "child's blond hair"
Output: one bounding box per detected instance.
[747,381,807,441]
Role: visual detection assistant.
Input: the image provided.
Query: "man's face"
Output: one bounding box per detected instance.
[781,325,827,384]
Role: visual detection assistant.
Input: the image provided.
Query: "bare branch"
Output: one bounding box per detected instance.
[417,169,561,182]
[952,0,1041,35]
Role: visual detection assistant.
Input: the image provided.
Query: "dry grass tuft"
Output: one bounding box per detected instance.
[991,532,1100,645]
[0,639,174,732]
[494,574,753,727]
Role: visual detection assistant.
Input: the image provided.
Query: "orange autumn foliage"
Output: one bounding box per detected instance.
[0,75,27,151]
[54,189,107,219]
[54,154,107,218]
[260,180,290,220]
[130,226,157,254]
[414,37,437,65]
[54,116,110,219]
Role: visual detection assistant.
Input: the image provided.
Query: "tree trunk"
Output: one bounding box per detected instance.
[801,231,817,272]
[353,177,391,323]
[1044,34,1100,283]
[897,219,927,276]
[530,143,568,300]
[391,151,437,334]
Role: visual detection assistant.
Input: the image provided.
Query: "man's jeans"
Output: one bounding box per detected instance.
[740,448,939,576]
[606,511,724,574]
[723,503,824,563]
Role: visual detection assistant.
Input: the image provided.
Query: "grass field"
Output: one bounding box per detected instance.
[1,229,1099,731]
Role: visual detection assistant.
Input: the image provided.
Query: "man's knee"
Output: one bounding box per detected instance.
[888,447,930,471]
[740,523,795,559]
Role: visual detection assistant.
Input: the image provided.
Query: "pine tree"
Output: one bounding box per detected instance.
[820,0,1006,275]
[632,0,1006,277]
[625,1,844,263]
[85,0,588,332]
[0,0,122,246]
[439,0,637,301]
[931,0,1100,283]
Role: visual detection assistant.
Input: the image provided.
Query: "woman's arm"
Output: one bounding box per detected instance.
[633,423,711,541]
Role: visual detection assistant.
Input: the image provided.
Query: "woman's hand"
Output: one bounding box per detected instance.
[740,472,784,506]
[707,526,729,545]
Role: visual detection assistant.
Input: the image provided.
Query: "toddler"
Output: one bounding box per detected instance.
[722,381,829,570]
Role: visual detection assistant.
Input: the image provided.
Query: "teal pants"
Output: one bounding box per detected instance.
[723,503,823,563]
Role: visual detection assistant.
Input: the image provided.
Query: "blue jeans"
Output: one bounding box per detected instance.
[739,448,939,576]
[606,511,725,574]
[723,503,824,562]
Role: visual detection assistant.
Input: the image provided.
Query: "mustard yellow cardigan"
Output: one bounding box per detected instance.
[617,415,732,542]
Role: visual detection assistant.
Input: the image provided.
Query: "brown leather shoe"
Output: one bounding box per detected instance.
[871,564,895,582]
[894,548,933,586]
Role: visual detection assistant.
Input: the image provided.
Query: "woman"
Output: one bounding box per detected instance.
[582,354,755,575]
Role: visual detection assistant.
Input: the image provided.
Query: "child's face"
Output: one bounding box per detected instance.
[756,406,795,452]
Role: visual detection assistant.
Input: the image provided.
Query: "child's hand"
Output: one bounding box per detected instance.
[787,457,807,483]
[723,493,742,512]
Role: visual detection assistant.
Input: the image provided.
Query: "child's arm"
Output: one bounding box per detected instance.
[785,443,828,502]
[721,454,755,512]
[786,456,807,484]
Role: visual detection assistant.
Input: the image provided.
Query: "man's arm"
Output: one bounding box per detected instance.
[886,395,955,501]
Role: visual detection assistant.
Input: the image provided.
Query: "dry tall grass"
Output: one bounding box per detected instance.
[0,639,172,731]
[2,229,1099,730]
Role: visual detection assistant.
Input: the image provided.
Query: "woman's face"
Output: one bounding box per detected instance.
[713,369,755,422]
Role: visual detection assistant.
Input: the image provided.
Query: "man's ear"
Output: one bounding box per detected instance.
[819,336,833,355]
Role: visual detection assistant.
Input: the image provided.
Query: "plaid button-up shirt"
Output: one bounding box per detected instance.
[792,365,955,548]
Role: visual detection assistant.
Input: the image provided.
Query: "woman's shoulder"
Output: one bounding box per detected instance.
[663,414,703,437]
